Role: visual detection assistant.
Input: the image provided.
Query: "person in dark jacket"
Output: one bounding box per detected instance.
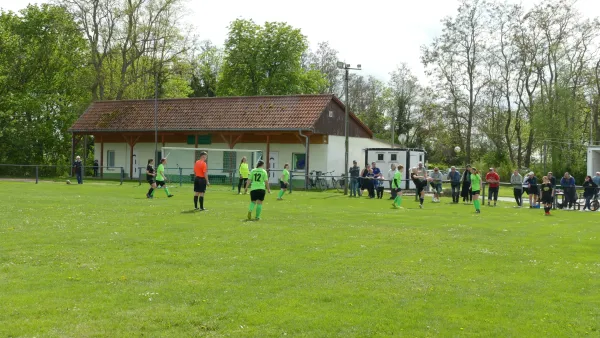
[582,176,598,211]
[72,156,83,184]
[460,164,472,204]
[360,164,371,197]
[447,166,461,204]
[348,160,361,197]
[93,159,99,177]
[560,172,576,210]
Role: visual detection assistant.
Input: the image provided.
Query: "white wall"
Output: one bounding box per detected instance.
[94,141,322,179]
[326,135,392,177]
[588,147,600,175]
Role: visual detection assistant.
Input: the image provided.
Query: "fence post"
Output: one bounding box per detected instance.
[35,166,38,184]
[120,167,124,185]
[289,171,293,194]
[179,167,183,187]
[81,165,84,184]
[138,167,142,186]
[231,171,236,191]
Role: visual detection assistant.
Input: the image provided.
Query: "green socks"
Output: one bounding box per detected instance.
[394,196,402,206]
[474,199,480,210]
[164,187,170,196]
[248,202,255,212]
[256,204,263,219]
[278,190,285,199]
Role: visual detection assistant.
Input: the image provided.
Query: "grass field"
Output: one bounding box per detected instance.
[2,181,600,337]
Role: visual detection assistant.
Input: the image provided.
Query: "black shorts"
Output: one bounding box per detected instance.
[250,189,266,201]
[413,180,425,194]
[279,181,288,189]
[489,187,499,192]
[194,177,207,193]
[529,186,538,195]
[147,179,156,185]
[156,180,165,187]
[472,190,481,195]
[541,195,553,204]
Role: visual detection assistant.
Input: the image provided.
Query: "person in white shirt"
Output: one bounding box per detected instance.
[387,163,397,200]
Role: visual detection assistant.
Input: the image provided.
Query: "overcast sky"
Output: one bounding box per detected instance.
[2,0,599,84]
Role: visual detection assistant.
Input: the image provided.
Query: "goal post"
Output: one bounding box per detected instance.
[160,147,262,189]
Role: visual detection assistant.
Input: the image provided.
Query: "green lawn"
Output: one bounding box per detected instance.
[1,181,599,337]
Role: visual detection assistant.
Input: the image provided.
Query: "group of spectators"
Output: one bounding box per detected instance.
[348,160,387,199]
[510,171,600,211]
[348,160,600,211]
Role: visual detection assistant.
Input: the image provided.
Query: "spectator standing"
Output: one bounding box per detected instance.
[528,172,539,208]
[360,164,371,197]
[73,156,83,184]
[447,166,461,204]
[93,159,99,177]
[430,167,443,203]
[548,172,556,188]
[486,168,500,206]
[348,160,361,197]
[511,170,523,207]
[560,172,576,210]
[366,167,375,199]
[388,164,398,200]
[581,176,598,212]
[461,164,472,204]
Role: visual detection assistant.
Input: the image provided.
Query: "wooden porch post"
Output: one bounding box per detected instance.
[266,135,271,171]
[71,134,76,176]
[129,137,134,179]
[100,135,104,178]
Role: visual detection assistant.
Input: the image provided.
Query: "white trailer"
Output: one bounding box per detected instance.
[587,146,600,175]
[364,148,427,190]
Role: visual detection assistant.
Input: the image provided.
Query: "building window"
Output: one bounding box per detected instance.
[391,154,397,161]
[107,150,115,167]
[377,153,384,161]
[187,135,212,145]
[292,153,306,171]
[223,151,237,173]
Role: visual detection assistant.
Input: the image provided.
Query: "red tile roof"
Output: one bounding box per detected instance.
[70,94,370,135]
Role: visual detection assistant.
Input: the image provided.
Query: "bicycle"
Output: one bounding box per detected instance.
[308,170,328,191]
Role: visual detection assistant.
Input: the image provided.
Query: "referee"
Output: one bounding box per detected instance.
[193,151,210,211]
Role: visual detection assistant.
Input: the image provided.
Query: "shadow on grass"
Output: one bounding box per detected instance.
[180,209,198,214]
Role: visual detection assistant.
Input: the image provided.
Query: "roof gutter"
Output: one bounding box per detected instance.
[69,128,317,133]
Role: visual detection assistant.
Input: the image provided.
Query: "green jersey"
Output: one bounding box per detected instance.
[239,162,249,179]
[280,169,290,183]
[249,168,268,191]
[470,173,481,191]
[156,164,165,181]
[392,170,402,189]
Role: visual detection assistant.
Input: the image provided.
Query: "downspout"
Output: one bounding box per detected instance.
[299,129,309,190]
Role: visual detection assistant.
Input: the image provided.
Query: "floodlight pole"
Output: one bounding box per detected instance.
[338,62,361,195]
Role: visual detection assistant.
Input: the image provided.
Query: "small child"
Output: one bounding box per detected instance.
[540,176,554,216]
[376,175,385,199]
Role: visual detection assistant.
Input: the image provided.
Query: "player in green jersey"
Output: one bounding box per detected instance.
[392,164,404,208]
[277,163,290,200]
[246,160,271,220]
[470,167,482,213]
[155,158,173,197]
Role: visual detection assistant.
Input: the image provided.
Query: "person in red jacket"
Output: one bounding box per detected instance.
[486,168,500,207]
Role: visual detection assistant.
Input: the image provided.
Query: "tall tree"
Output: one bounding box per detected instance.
[388,64,419,144]
[189,40,223,97]
[218,19,326,96]
[303,41,341,95]
[422,0,490,165]
[0,4,91,166]
[60,0,191,100]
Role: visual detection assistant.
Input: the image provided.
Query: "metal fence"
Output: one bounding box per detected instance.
[0,164,125,184]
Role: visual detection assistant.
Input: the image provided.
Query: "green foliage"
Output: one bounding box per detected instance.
[0,4,92,165]
[218,19,326,96]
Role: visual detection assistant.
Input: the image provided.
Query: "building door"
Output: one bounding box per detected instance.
[268,152,279,184]
[132,154,139,179]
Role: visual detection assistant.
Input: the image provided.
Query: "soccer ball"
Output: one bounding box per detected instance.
[66,180,71,184]
[454,146,461,153]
